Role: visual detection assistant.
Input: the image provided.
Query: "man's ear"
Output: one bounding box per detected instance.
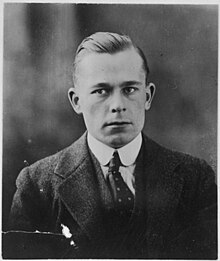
[68,87,82,114]
[145,82,156,111]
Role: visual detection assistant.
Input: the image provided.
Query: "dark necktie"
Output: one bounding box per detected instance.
[107,150,134,215]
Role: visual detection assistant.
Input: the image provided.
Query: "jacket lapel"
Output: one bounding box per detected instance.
[54,132,105,242]
[142,135,185,256]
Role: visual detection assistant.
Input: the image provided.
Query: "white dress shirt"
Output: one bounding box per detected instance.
[87,133,142,195]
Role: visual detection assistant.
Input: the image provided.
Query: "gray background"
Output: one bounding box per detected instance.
[3,3,218,230]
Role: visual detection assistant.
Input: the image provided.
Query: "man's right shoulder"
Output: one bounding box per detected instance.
[16,133,88,185]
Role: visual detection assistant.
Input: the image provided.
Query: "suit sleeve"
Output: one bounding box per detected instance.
[9,167,42,231]
[169,158,217,259]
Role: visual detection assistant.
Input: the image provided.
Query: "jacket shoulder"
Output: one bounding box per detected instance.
[143,134,215,180]
[15,148,62,189]
[16,134,87,187]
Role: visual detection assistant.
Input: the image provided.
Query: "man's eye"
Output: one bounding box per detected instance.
[123,87,136,94]
[92,89,108,95]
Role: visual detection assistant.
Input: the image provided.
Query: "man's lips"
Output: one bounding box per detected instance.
[104,121,131,127]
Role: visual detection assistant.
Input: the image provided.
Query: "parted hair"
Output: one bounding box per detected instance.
[72,32,150,86]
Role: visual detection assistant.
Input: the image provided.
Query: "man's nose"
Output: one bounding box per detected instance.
[110,91,126,113]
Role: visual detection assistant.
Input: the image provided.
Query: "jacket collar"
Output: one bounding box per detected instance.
[54,132,182,179]
[54,132,89,178]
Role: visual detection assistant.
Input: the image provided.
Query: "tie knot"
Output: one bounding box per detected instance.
[109,150,121,173]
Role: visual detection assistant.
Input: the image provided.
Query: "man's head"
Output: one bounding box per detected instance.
[69,32,155,148]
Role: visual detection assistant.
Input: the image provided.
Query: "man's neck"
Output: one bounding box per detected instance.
[87,133,142,166]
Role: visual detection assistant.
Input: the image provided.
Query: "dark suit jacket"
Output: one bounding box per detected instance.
[8,132,217,259]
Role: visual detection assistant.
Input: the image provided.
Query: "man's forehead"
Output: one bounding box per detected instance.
[74,51,146,91]
[77,48,144,74]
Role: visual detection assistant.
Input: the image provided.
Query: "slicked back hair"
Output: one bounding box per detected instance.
[72,32,150,86]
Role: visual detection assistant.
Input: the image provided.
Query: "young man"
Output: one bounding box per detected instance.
[9,32,217,259]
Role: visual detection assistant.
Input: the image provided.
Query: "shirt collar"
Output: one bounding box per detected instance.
[87,133,142,166]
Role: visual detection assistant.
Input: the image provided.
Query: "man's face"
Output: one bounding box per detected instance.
[69,48,154,148]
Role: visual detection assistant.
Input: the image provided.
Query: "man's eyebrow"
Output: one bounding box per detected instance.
[120,81,142,87]
[91,83,112,88]
[91,81,142,89]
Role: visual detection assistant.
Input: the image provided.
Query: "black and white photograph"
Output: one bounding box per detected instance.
[2,2,218,259]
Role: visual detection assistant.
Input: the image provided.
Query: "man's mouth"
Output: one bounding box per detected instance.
[104,121,131,127]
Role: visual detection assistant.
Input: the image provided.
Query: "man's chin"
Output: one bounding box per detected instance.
[105,134,132,149]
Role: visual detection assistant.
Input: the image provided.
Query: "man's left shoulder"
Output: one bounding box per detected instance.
[142,134,215,181]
